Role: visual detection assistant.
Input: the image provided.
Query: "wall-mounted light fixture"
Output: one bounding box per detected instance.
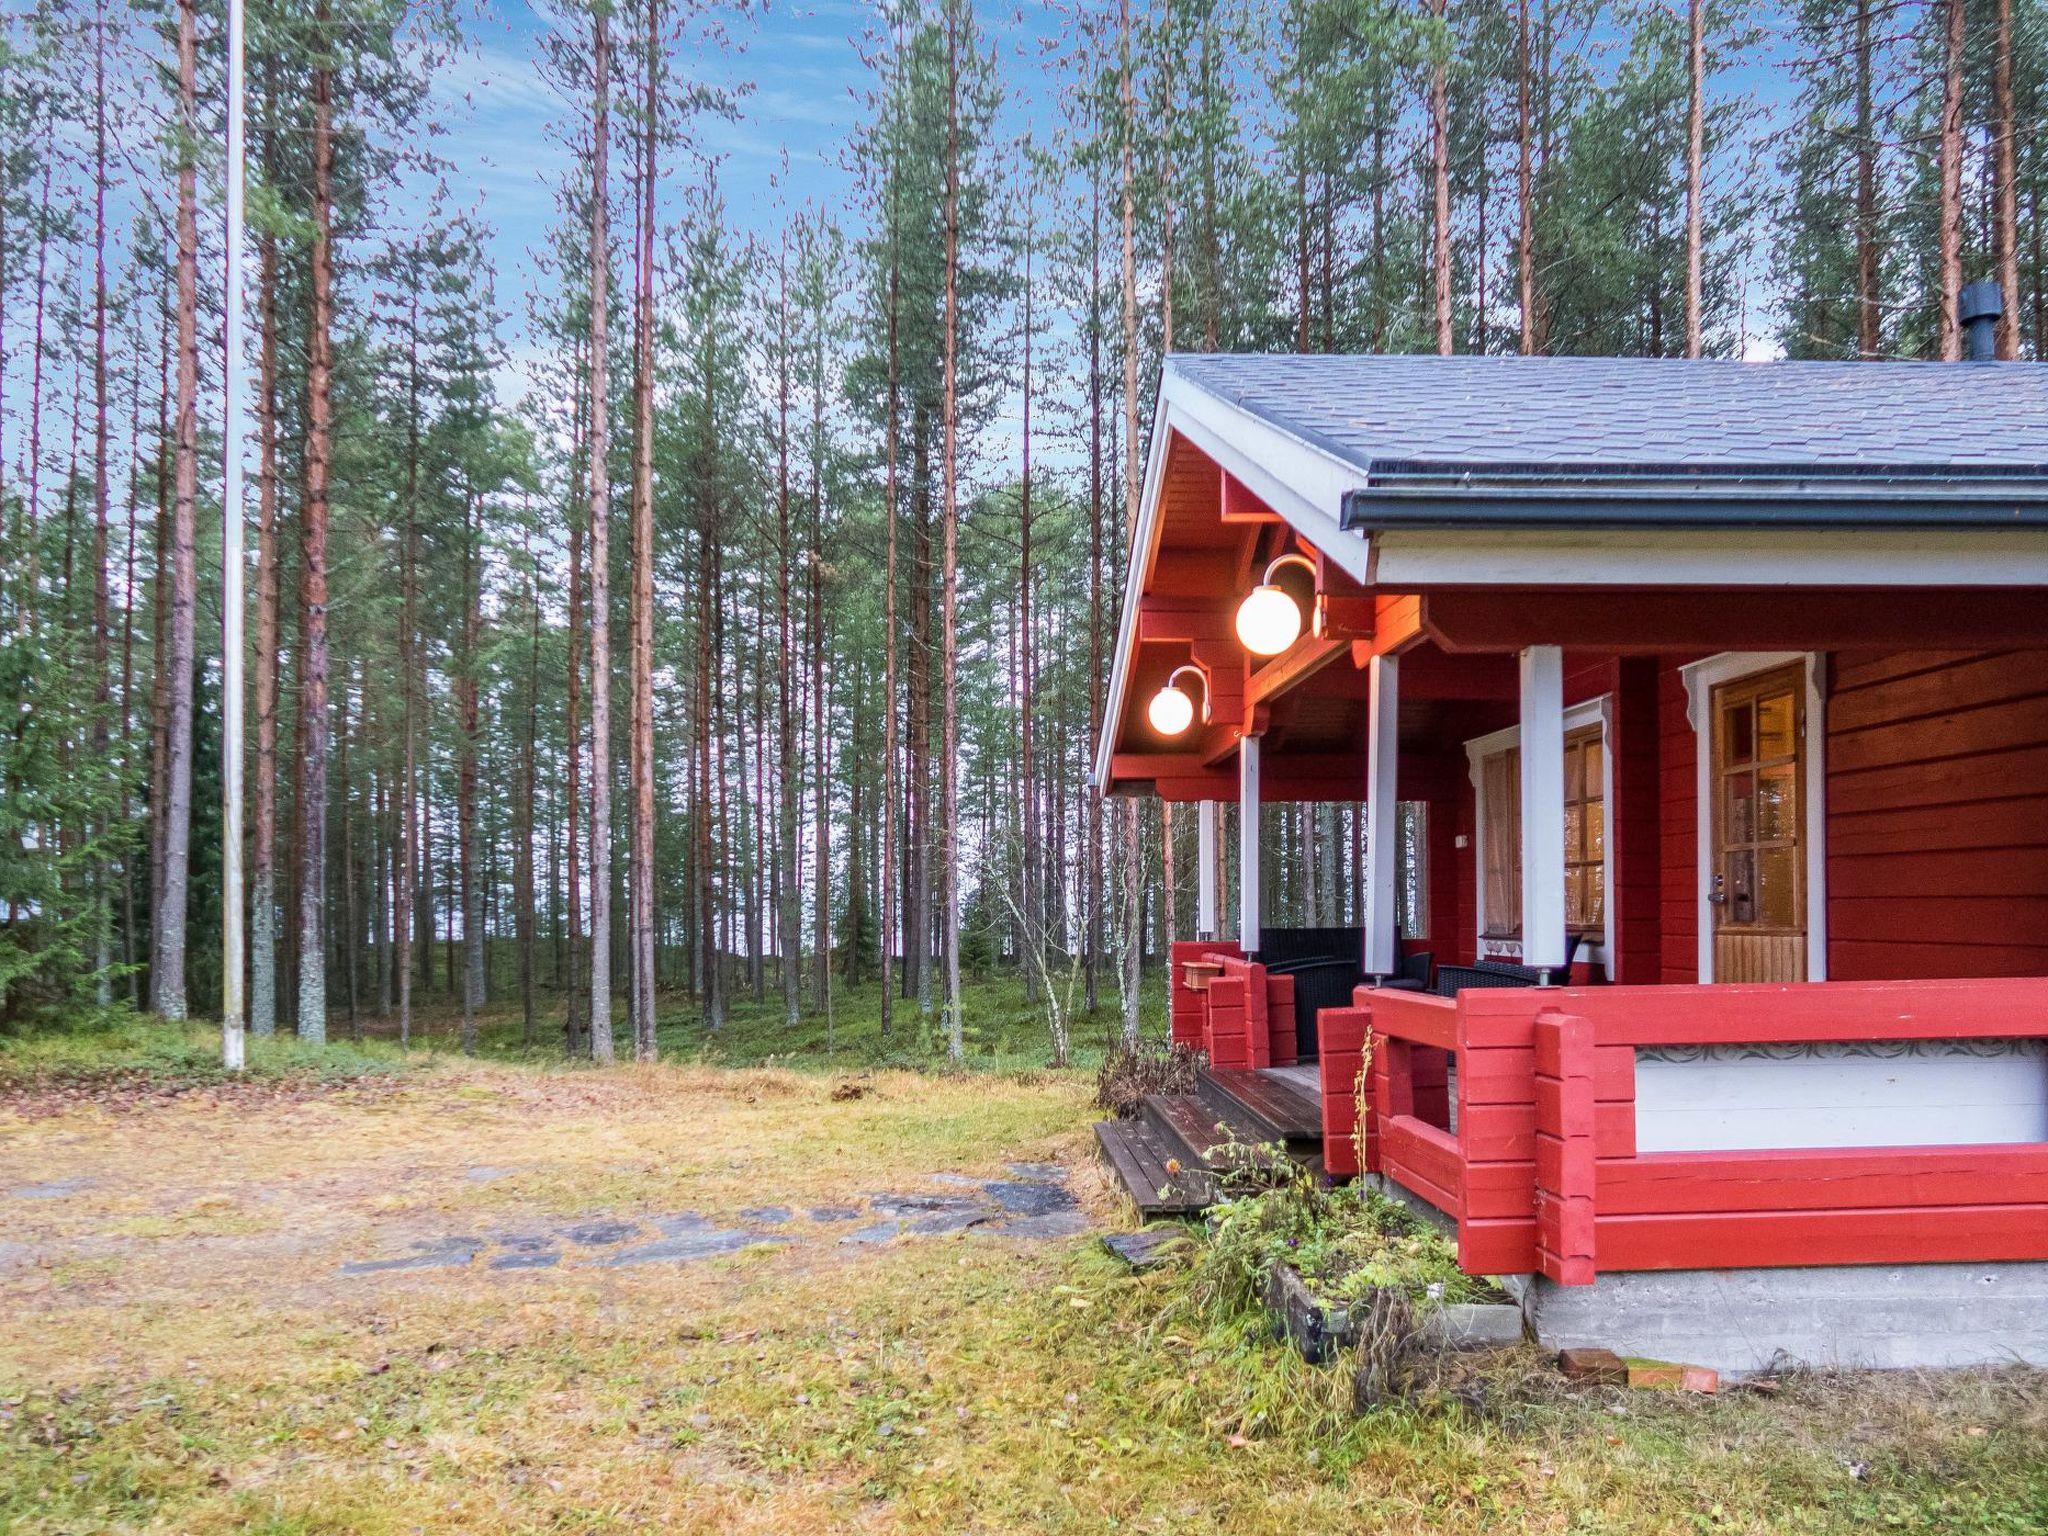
[1147,663,1210,737]
[1235,551,1316,657]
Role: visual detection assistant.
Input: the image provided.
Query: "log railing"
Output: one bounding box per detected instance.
[1320,978,2048,1284]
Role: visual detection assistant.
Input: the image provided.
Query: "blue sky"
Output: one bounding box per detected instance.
[417,1,1810,396]
[423,1,1073,397]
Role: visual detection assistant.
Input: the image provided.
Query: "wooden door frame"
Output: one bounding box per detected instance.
[1681,651,1829,983]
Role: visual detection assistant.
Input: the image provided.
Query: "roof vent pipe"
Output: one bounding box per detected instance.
[1959,280,2003,361]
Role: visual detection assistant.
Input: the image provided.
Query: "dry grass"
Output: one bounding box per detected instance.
[1,1045,2044,1534]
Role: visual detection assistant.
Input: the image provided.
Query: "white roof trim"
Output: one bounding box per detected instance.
[1365,526,2048,587]
[1092,364,1380,790]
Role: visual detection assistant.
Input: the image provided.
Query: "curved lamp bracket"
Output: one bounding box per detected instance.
[1165,663,1211,722]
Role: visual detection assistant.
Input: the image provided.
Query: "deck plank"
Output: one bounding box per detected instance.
[1199,1067,1324,1143]
[1142,1093,1286,1173]
[1093,1120,1212,1215]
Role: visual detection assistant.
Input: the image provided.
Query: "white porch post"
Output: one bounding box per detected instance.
[1196,800,1219,940]
[1239,738,1261,953]
[1361,651,1400,978]
[1519,645,1568,977]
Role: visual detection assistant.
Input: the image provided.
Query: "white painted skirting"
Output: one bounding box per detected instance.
[1633,1039,2048,1152]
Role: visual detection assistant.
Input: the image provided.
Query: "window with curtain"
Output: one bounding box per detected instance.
[1563,727,1606,935]
[1477,726,1605,942]
[1480,748,1521,938]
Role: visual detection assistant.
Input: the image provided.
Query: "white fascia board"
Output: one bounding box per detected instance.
[1093,385,1180,791]
[1365,526,2048,588]
[1093,366,1376,789]
[1160,370,1375,586]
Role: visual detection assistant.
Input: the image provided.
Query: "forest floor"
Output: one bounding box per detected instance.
[2,1000,2046,1534]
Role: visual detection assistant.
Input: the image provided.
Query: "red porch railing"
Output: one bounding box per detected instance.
[1319,978,2048,1284]
[1166,942,1296,1069]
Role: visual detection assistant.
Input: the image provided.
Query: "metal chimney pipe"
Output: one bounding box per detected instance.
[1959,280,2003,361]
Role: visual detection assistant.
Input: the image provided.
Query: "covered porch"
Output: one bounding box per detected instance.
[1095,355,2048,1362]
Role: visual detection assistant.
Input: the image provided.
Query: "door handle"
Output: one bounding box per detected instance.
[1708,873,1729,906]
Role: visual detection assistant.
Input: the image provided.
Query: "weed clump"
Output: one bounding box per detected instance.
[1093,1039,1201,1117]
[1182,1162,1487,1319]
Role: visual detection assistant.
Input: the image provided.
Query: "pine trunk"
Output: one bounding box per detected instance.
[1430,0,1452,357]
[1991,0,2020,357]
[251,225,281,1037]
[629,0,660,1060]
[1936,0,1966,361]
[775,248,801,1025]
[880,146,901,1041]
[151,0,201,1022]
[1684,0,1704,358]
[586,5,617,1063]
[296,7,336,1043]
[1853,0,1878,358]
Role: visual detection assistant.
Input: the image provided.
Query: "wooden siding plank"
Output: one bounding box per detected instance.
[1594,1204,2048,1271]
[1595,1145,2048,1215]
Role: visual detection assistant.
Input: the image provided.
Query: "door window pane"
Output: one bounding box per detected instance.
[1724,700,1754,765]
[1725,769,1756,844]
[1755,845,1799,928]
[1726,847,1756,924]
[1756,691,1797,761]
[1755,761,1797,843]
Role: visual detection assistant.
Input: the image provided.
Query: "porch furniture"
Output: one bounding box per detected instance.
[1431,934,1582,996]
[1254,927,1367,1059]
[1264,957,1362,1059]
[1372,949,1435,993]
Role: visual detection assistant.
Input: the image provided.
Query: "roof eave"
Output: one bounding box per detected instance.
[1341,482,2048,534]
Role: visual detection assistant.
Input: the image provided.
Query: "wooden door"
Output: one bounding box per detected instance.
[1710,665,1806,983]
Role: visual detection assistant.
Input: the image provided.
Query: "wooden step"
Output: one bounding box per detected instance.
[1140,1093,1285,1176]
[1093,1119,1212,1217]
[1197,1067,1324,1148]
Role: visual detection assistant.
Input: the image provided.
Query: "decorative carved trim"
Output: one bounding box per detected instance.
[1638,1039,2045,1064]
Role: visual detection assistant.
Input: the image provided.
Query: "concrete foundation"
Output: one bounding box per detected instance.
[1506,1262,2048,1375]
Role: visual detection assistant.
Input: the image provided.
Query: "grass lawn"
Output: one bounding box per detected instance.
[1,995,2044,1534]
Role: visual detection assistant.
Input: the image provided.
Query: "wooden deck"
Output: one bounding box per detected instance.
[1097,1065,1327,1216]
[1197,1067,1323,1144]
[1092,1119,1212,1215]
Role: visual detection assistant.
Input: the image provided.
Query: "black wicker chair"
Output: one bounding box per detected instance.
[1431,933,1584,996]
[1369,949,1435,992]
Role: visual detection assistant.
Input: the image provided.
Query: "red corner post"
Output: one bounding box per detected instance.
[1317,1006,1372,1177]
[1168,940,1239,1051]
[1204,969,1251,1069]
[1533,1008,1597,1285]
[1264,973,1297,1067]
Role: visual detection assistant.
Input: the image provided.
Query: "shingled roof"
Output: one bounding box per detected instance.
[1165,352,2048,475]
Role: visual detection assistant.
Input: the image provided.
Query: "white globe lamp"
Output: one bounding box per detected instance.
[1234,552,1316,657]
[1146,664,1208,738]
[1234,583,1302,656]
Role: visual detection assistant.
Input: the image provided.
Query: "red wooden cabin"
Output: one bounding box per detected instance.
[1095,351,2048,1370]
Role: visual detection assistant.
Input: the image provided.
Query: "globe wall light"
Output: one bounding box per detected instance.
[1147,664,1210,738]
[1234,551,1317,657]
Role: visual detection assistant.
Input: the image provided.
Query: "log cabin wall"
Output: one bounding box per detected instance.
[1826,649,2048,981]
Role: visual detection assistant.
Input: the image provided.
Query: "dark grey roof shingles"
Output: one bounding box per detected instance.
[1164,353,2048,474]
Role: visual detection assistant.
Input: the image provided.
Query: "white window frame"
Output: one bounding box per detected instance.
[1679,651,1829,984]
[1464,694,1615,971]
